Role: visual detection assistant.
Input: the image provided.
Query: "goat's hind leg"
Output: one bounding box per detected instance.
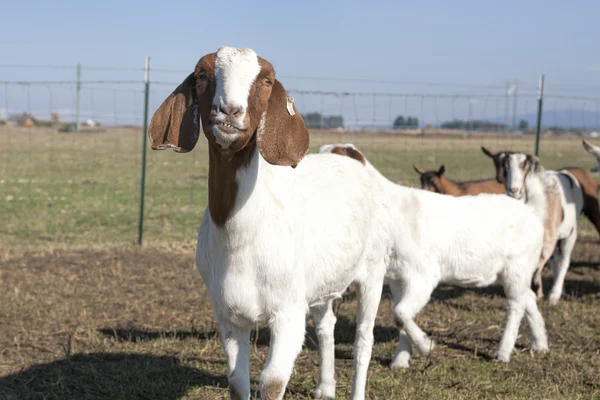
[391,278,436,358]
[523,289,549,353]
[219,322,252,400]
[548,232,577,305]
[310,301,337,399]
[350,271,385,400]
[388,282,412,370]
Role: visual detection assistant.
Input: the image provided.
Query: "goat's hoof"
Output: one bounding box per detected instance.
[312,385,335,399]
[531,343,549,354]
[390,351,411,369]
[493,351,511,363]
[390,359,410,370]
[417,339,435,356]
[548,296,560,306]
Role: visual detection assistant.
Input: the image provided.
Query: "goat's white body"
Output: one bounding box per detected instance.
[373,160,547,367]
[318,143,548,370]
[383,187,542,288]
[196,148,387,400]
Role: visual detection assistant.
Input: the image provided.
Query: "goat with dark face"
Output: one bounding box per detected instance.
[483,148,583,305]
[482,146,600,239]
[149,47,388,400]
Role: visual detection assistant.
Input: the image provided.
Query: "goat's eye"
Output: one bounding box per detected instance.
[263,78,273,86]
[198,71,207,80]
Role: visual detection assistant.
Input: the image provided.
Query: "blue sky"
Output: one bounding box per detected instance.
[1,0,599,127]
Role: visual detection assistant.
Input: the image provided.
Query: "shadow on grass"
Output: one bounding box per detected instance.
[97,327,218,343]
[0,353,227,400]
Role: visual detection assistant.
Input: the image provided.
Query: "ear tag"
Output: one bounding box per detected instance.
[286,96,295,116]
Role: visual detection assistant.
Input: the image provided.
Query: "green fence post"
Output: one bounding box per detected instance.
[75,63,81,131]
[534,74,545,157]
[138,56,150,245]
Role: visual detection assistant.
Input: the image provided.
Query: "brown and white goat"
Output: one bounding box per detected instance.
[483,146,600,239]
[413,164,505,196]
[483,148,584,304]
[148,47,388,400]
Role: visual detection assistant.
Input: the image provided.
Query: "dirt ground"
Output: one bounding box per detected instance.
[0,238,599,399]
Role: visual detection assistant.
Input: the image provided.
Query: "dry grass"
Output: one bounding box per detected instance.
[0,240,599,399]
[1,127,599,398]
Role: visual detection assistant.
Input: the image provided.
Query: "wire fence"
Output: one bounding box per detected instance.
[1,63,599,248]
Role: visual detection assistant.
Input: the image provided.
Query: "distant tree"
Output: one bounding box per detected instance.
[394,115,420,129]
[518,119,529,131]
[301,112,344,129]
[393,115,405,129]
[441,119,506,131]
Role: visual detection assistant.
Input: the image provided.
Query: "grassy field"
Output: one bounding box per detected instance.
[1,127,599,399]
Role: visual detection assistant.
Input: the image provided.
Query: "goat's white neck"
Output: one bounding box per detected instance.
[519,172,548,222]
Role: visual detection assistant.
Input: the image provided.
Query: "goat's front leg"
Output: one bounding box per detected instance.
[260,308,306,400]
[219,322,252,400]
[350,273,384,400]
[310,301,337,399]
[548,233,577,305]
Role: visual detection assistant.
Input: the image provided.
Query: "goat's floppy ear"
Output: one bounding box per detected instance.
[413,165,425,175]
[530,155,541,172]
[257,80,309,168]
[496,153,507,184]
[437,165,445,176]
[148,73,199,153]
[481,146,495,158]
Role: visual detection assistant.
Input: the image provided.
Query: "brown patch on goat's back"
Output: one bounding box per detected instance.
[563,167,600,237]
[330,145,366,165]
[262,379,285,400]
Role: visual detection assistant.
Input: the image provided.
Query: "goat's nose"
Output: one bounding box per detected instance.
[509,187,519,195]
[219,103,244,117]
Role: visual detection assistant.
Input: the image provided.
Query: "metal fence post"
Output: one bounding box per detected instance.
[534,74,545,156]
[138,56,150,245]
[75,63,81,131]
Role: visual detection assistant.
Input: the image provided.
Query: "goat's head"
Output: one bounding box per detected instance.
[318,143,366,165]
[413,165,445,193]
[499,152,540,200]
[481,146,518,184]
[148,47,309,167]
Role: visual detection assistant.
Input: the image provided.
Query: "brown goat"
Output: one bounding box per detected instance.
[413,164,505,196]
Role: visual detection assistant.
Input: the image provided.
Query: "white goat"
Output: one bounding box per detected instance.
[319,143,549,369]
[148,48,387,400]
[583,139,600,172]
[497,152,582,305]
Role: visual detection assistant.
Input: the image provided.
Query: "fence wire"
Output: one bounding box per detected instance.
[1,64,599,247]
